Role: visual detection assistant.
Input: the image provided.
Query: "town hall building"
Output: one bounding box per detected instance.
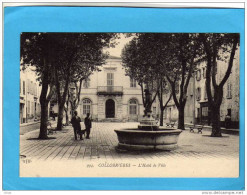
[77,56,159,122]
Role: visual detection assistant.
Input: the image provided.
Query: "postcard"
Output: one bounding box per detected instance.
[3,4,245,190]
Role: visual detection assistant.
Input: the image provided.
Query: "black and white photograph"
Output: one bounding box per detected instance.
[19,32,240,177]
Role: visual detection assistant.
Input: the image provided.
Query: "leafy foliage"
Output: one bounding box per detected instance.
[122,33,203,128]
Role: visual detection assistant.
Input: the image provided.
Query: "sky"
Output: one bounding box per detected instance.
[104,33,134,57]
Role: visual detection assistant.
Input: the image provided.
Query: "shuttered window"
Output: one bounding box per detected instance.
[130,78,136,88]
[107,73,114,86]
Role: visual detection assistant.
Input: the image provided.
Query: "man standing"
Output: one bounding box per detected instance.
[84,113,92,139]
[71,111,83,140]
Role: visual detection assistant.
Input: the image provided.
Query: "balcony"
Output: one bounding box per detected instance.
[97,86,123,96]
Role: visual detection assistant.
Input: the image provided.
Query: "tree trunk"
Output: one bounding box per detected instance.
[178,105,185,130]
[211,106,222,137]
[38,58,50,139]
[65,109,69,125]
[160,108,164,126]
[57,104,64,130]
[38,101,49,139]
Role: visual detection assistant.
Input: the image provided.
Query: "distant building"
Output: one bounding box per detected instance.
[20,67,42,124]
[163,48,240,128]
[77,56,159,121]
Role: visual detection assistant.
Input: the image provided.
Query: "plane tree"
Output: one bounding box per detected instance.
[199,33,239,137]
[53,33,118,130]
[21,33,58,139]
[163,33,203,130]
[122,33,202,129]
[121,36,160,116]
[21,33,118,138]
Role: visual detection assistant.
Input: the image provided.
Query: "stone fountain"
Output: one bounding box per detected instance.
[114,89,182,151]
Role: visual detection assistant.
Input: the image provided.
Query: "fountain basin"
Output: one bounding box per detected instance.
[114,128,182,151]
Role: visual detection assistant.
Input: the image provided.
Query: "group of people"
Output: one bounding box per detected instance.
[71,111,92,140]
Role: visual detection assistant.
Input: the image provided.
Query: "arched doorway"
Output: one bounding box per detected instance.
[106,99,115,118]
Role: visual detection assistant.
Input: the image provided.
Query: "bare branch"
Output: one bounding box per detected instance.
[166,74,180,108]
[219,36,238,88]
[199,34,213,103]
[212,36,218,89]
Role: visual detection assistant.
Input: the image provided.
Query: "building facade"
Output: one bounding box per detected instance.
[20,67,42,124]
[163,48,240,128]
[77,56,159,121]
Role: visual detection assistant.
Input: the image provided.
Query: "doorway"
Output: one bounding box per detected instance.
[105,99,115,118]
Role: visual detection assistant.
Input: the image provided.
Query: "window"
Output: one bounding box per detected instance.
[204,87,208,100]
[82,99,91,115]
[227,109,231,117]
[129,99,138,115]
[83,78,90,88]
[196,69,201,81]
[23,81,25,95]
[202,107,208,117]
[27,79,30,93]
[226,82,232,99]
[197,108,200,118]
[197,87,201,100]
[107,73,114,86]
[164,108,167,119]
[153,107,156,114]
[130,78,136,88]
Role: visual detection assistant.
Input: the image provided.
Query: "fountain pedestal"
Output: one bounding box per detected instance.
[138,114,159,130]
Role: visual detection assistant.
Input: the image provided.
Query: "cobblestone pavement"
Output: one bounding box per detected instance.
[20,120,57,135]
[20,122,239,177]
[20,122,40,135]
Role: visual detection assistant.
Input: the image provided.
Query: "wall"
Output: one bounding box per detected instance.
[20,67,42,124]
[78,56,146,121]
[171,47,240,127]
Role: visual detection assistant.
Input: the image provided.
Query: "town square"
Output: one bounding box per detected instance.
[18,33,240,178]
[2,3,246,192]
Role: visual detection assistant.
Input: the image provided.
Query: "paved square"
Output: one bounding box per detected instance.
[20,122,239,177]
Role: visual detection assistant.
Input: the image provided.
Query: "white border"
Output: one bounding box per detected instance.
[1,1,246,195]
[2,2,246,9]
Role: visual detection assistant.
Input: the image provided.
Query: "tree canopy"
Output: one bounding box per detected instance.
[21,32,119,137]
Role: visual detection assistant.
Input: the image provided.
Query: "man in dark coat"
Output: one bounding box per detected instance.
[84,113,92,139]
[71,111,83,140]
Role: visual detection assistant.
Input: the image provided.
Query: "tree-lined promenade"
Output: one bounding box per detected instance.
[21,33,119,139]
[21,33,239,139]
[122,33,239,137]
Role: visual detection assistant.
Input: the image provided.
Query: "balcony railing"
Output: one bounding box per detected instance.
[97,86,123,96]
